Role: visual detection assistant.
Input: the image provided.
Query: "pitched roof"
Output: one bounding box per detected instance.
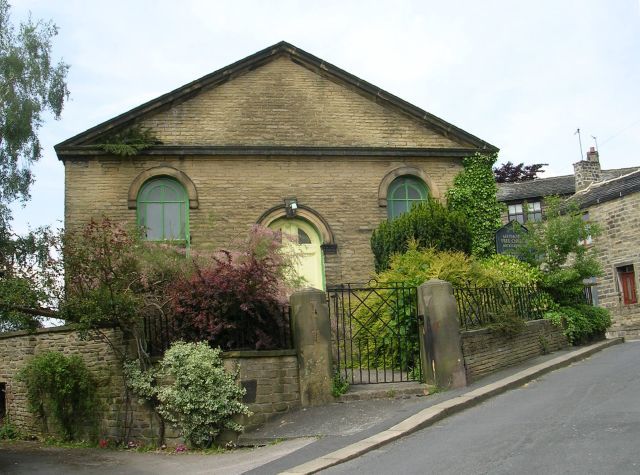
[497,166,640,202]
[55,41,498,158]
[570,168,640,209]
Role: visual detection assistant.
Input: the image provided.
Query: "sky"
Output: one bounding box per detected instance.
[8,0,640,233]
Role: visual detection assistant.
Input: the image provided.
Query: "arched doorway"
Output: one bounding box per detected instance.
[269,218,325,290]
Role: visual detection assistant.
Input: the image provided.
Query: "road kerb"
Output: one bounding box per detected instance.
[279,338,623,475]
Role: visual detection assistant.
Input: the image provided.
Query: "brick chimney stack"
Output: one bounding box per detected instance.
[574,146,602,192]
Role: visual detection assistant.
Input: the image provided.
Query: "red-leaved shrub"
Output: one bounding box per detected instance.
[170,226,294,350]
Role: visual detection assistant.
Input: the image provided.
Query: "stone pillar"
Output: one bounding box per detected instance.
[290,288,333,406]
[417,279,467,389]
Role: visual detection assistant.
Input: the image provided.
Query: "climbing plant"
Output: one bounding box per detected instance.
[446,153,504,257]
[97,126,160,156]
[17,351,98,441]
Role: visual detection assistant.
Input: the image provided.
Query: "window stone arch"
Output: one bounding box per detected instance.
[378,166,440,207]
[128,166,199,209]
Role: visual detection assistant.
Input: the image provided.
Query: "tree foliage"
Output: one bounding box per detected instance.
[446,153,504,257]
[0,0,69,228]
[0,225,62,331]
[516,196,601,305]
[0,1,68,330]
[370,199,472,272]
[493,161,547,183]
[514,196,611,342]
[62,218,191,359]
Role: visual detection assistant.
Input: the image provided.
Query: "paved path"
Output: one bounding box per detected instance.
[322,341,640,475]
[0,438,315,474]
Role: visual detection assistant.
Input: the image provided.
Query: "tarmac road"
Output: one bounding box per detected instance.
[323,342,640,475]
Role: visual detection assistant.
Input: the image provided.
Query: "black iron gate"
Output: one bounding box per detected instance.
[327,282,423,384]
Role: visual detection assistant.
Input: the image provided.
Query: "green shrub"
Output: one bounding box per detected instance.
[331,373,350,397]
[544,304,611,344]
[17,351,97,441]
[371,199,472,272]
[0,419,22,440]
[124,341,250,449]
[479,254,542,287]
[376,245,541,289]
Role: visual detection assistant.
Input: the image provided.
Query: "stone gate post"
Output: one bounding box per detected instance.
[290,288,334,406]
[417,279,467,389]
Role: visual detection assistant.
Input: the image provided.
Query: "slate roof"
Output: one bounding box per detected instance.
[55,41,498,158]
[497,167,640,202]
[570,169,640,209]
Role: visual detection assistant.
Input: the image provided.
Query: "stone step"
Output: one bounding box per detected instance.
[337,381,431,402]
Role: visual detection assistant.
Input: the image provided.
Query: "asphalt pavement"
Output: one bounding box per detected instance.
[322,341,640,475]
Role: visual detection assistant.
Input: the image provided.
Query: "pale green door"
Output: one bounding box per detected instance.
[269,218,324,290]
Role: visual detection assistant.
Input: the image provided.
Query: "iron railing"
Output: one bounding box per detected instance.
[143,305,293,357]
[453,284,545,330]
[327,282,422,385]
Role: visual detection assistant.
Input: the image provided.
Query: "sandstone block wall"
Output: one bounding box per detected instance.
[141,56,463,149]
[223,350,300,428]
[0,326,157,441]
[588,192,640,339]
[460,320,567,382]
[0,327,300,442]
[65,155,462,285]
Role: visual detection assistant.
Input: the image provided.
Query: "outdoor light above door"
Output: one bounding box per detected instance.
[284,197,298,217]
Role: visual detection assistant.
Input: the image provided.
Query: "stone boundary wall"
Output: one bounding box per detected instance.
[223,350,299,428]
[0,326,300,442]
[460,320,567,383]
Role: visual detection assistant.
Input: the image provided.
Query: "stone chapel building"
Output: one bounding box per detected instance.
[56,41,497,289]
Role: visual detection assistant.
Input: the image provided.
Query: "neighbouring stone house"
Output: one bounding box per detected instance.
[497,148,640,339]
[496,148,638,226]
[55,41,497,289]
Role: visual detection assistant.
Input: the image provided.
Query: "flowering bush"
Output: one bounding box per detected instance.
[124,341,250,448]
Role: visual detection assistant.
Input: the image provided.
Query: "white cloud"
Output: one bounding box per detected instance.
[8,0,640,230]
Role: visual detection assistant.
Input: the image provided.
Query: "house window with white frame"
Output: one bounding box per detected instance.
[508,201,542,224]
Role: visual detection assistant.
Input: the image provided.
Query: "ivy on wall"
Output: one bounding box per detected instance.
[446,153,504,257]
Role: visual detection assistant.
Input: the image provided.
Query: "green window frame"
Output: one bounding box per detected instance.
[137,177,189,243]
[387,176,429,219]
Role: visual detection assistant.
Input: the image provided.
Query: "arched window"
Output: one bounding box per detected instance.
[387,176,429,219]
[137,177,189,241]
